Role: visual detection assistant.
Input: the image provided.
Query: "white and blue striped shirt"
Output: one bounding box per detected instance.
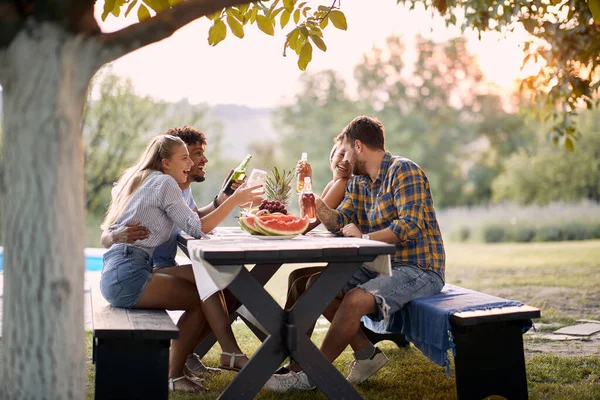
[110,171,203,256]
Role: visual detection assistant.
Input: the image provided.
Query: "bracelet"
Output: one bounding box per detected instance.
[213,194,220,208]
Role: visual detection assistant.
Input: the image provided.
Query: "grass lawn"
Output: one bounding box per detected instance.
[80,240,600,399]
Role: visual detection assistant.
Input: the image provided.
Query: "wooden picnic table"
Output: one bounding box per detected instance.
[184,228,396,400]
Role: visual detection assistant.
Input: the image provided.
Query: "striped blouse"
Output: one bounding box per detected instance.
[110,171,203,256]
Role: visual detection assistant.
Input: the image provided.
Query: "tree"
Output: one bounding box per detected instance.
[492,109,600,204]
[399,0,600,149]
[0,0,346,398]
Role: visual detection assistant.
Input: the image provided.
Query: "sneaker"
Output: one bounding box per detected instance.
[264,371,316,392]
[185,354,221,378]
[346,347,389,384]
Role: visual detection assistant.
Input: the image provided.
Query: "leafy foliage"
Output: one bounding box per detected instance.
[492,109,600,205]
[83,70,215,216]
[399,0,600,148]
[102,0,348,71]
[276,35,534,207]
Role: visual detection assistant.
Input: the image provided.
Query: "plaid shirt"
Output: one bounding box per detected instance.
[334,152,446,280]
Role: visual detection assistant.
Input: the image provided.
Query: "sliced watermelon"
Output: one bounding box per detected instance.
[238,216,261,235]
[254,214,309,236]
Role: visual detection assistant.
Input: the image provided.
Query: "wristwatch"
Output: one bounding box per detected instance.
[362,234,371,240]
[212,194,220,208]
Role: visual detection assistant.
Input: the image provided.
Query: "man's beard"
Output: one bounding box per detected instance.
[192,175,206,183]
[352,160,367,176]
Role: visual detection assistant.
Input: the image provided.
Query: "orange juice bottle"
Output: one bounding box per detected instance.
[296,152,311,193]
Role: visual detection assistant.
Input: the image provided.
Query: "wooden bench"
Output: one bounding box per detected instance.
[363,286,541,400]
[90,283,178,400]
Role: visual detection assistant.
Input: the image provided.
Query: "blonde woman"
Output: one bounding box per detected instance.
[100,134,263,393]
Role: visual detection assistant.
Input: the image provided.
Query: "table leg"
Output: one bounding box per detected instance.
[218,267,288,399]
[288,262,364,399]
[193,264,282,357]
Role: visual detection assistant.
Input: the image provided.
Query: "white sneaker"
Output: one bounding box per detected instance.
[346,348,389,384]
[185,354,221,378]
[264,370,316,392]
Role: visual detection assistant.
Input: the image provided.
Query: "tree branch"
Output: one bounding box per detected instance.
[97,0,256,65]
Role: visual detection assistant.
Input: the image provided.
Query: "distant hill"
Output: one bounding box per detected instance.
[207,104,277,158]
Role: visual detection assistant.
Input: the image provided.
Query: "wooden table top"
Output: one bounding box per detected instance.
[180,228,396,266]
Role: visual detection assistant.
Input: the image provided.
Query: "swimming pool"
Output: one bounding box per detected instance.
[0,247,106,272]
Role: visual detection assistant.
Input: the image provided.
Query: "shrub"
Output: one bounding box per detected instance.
[535,226,563,242]
[513,225,536,242]
[483,225,507,243]
[562,223,589,241]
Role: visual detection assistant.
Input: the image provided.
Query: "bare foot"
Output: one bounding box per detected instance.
[171,376,206,393]
[220,353,249,371]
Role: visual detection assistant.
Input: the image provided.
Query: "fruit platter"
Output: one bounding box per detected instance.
[238,167,308,238]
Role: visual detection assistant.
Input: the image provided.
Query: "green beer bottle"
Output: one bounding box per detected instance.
[223,154,252,195]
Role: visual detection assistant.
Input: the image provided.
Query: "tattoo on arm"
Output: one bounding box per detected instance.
[316,201,339,232]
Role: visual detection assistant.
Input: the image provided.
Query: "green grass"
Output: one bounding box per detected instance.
[81,240,600,399]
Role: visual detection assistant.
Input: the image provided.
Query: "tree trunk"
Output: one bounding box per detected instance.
[0,23,100,399]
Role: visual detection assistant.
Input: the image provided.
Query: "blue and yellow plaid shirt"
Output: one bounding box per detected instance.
[333,152,446,280]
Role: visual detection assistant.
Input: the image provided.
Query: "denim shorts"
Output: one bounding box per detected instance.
[100,245,153,308]
[342,262,444,323]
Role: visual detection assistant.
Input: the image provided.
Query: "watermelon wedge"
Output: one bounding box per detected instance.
[253,214,309,236]
[238,216,261,235]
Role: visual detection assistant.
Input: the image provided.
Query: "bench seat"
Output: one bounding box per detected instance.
[362,284,541,400]
[91,283,178,400]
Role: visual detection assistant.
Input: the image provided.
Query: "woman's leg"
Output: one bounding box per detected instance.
[200,293,249,370]
[135,272,205,393]
[155,265,248,369]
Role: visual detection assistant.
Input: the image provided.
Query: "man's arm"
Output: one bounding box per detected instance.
[196,169,243,217]
[100,222,150,248]
[316,198,342,232]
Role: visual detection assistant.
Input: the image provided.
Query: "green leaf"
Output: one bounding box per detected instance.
[298,41,313,71]
[287,28,300,54]
[590,0,600,24]
[208,19,227,46]
[237,4,249,14]
[283,0,294,12]
[227,14,244,38]
[256,15,275,36]
[319,15,329,29]
[280,9,291,29]
[294,9,301,24]
[309,35,327,52]
[565,137,574,152]
[227,8,244,22]
[329,10,347,30]
[207,10,221,21]
[125,0,138,17]
[299,26,309,38]
[250,7,259,24]
[271,7,285,19]
[102,0,116,21]
[137,3,151,21]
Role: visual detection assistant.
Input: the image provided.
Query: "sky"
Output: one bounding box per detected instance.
[94,1,532,108]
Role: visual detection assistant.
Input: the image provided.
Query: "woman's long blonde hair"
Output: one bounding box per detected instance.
[101,134,185,230]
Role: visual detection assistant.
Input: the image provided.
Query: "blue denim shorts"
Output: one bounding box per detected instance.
[100,245,153,308]
[342,262,444,322]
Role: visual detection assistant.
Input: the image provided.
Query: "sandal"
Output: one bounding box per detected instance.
[219,351,248,372]
[168,376,205,393]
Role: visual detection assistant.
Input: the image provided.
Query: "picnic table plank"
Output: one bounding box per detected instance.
[128,309,179,340]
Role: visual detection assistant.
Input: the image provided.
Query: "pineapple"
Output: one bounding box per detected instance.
[260,167,293,214]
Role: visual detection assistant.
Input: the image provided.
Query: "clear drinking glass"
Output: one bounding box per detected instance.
[244,169,267,212]
[246,168,268,187]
